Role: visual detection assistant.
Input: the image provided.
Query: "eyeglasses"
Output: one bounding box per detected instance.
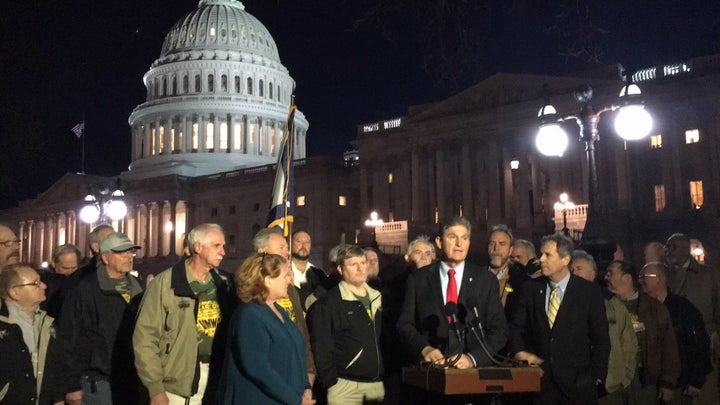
[112,250,137,257]
[0,239,20,248]
[13,279,43,289]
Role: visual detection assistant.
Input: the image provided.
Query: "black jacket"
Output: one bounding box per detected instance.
[0,301,64,404]
[309,281,383,388]
[664,292,713,388]
[297,265,339,311]
[58,264,144,401]
[397,261,509,366]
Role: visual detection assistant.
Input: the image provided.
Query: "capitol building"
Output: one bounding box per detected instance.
[2,0,720,272]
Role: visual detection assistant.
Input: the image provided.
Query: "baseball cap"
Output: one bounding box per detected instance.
[100,232,141,254]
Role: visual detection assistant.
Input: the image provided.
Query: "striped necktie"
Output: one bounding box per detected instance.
[547,283,560,328]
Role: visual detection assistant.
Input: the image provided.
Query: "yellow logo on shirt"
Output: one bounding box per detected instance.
[197,300,221,338]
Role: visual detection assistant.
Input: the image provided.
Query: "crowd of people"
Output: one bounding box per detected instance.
[0,219,718,405]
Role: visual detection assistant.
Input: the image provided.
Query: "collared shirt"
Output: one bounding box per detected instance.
[292,261,315,289]
[6,301,42,376]
[439,261,465,303]
[545,272,571,312]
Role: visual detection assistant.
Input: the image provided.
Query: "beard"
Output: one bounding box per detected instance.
[292,251,310,261]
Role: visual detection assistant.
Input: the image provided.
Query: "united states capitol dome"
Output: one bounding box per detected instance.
[126,0,308,180]
[157,0,280,66]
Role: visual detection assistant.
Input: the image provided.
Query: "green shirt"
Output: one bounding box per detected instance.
[112,277,131,304]
[186,267,220,357]
[353,289,372,320]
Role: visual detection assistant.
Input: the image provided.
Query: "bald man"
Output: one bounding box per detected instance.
[0,224,20,268]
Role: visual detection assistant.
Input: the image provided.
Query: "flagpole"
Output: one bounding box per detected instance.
[81,115,86,174]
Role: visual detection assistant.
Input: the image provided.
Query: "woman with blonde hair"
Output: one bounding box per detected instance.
[218,253,314,404]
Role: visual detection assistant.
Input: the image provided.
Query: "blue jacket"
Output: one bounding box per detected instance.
[218,301,309,404]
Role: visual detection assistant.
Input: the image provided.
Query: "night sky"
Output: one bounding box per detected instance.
[1,0,719,209]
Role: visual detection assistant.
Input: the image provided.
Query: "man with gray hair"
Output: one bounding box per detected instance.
[60,232,145,405]
[0,224,20,268]
[134,224,236,405]
[0,263,64,404]
[571,250,637,403]
[399,216,508,369]
[404,236,436,270]
[75,224,114,279]
[487,224,529,312]
[41,243,83,319]
[511,239,541,279]
[639,261,713,403]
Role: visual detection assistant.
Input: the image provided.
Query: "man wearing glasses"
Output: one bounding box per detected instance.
[0,224,21,268]
[59,232,144,405]
[0,263,64,404]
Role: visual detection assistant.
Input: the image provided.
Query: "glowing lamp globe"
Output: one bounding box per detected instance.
[106,190,128,220]
[615,105,653,141]
[79,195,100,223]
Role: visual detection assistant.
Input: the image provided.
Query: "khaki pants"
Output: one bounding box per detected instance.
[327,378,384,405]
[166,362,209,405]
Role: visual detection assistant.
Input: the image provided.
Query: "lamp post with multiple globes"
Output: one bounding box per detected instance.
[79,186,128,224]
[535,80,653,262]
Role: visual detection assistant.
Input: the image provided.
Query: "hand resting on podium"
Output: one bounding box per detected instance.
[422,345,476,369]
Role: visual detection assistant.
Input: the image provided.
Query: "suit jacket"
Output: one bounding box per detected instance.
[509,275,610,402]
[397,261,508,366]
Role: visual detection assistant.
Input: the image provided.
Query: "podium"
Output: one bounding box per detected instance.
[402,365,542,395]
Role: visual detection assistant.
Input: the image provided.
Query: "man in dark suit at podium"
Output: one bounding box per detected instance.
[509,232,610,404]
[398,216,508,370]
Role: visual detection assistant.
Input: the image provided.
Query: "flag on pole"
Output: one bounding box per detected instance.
[267,101,297,237]
[71,121,85,138]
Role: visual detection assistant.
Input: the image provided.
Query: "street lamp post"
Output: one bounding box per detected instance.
[554,193,575,237]
[364,211,384,248]
[79,186,128,224]
[536,80,653,263]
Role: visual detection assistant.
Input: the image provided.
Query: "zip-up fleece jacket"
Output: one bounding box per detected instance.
[133,261,236,403]
[309,281,383,389]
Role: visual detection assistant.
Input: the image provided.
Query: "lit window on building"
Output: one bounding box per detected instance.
[338,196,346,206]
[650,134,662,149]
[151,128,156,155]
[690,181,704,209]
[388,173,393,184]
[685,129,700,144]
[233,124,242,150]
[434,207,439,224]
[206,123,214,150]
[192,123,199,150]
[297,196,305,206]
[159,126,165,153]
[654,185,666,212]
[170,128,175,152]
[220,123,228,150]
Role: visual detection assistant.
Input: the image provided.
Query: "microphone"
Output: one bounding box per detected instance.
[471,305,487,341]
[443,302,464,367]
[445,301,461,328]
[466,301,519,367]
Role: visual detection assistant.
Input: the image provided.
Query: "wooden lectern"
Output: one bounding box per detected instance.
[402,365,542,395]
